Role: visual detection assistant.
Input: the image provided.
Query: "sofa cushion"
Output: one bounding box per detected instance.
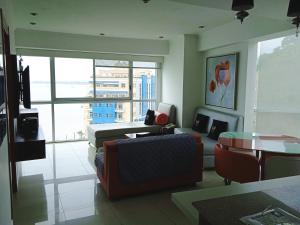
[88,122,161,138]
[192,113,209,133]
[174,128,216,156]
[155,112,169,125]
[144,109,155,125]
[200,135,218,156]
[157,103,176,124]
[194,107,242,132]
[207,120,228,140]
[94,152,104,176]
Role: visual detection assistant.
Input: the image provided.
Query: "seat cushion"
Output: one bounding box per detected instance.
[95,152,104,176]
[174,128,216,156]
[200,135,218,156]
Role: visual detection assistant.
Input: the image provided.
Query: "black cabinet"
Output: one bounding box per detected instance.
[14,127,45,162]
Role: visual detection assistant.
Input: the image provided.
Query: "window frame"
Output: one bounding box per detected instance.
[24,55,161,143]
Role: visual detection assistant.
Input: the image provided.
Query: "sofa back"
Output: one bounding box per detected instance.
[100,134,203,199]
[116,134,198,184]
[157,103,176,124]
[194,107,243,132]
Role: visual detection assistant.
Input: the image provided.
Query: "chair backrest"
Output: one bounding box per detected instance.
[157,103,176,124]
[264,156,300,180]
[214,144,260,183]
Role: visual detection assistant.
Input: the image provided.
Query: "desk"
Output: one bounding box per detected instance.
[172,175,300,225]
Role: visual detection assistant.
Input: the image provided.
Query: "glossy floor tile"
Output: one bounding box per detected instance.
[13,141,224,225]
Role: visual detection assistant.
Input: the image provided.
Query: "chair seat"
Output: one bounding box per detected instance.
[214,144,260,184]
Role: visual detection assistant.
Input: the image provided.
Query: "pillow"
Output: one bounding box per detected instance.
[144,110,155,125]
[192,114,209,133]
[207,120,228,140]
[155,112,169,125]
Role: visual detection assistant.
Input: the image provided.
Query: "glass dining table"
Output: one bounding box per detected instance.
[219,132,300,154]
[218,132,300,179]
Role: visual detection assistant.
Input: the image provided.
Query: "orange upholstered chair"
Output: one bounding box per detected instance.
[214,144,260,185]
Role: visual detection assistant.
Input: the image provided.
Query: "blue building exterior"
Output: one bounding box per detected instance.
[91,75,156,124]
[141,75,148,116]
[90,102,116,124]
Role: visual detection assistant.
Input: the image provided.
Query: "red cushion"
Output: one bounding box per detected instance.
[155,112,168,125]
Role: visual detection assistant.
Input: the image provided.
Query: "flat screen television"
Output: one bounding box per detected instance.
[10,54,20,117]
[21,66,31,109]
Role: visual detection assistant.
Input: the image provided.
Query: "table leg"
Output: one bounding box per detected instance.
[224,178,232,185]
[260,151,266,180]
[256,150,260,158]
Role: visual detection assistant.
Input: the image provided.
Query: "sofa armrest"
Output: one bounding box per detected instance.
[195,140,204,172]
[102,140,121,197]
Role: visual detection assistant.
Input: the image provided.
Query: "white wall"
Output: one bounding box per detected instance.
[199,42,249,121]
[162,34,202,127]
[198,17,292,51]
[244,42,258,132]
[182,35,202,127]
[15,29,169,56]
[162,36,184,126]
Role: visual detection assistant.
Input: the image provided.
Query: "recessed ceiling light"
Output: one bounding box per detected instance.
[198,25,205,29]
[30,12,38,16]
[159,36,164,39]
[143,0,151,3]
[30,22,36,25]
[99,33,105,36]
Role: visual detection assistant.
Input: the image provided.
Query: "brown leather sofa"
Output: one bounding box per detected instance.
[96,134,203,199]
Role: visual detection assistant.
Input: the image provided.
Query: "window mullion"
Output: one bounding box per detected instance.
[129,61,133,122]
[93,59,96,100]
[50,57,56,142]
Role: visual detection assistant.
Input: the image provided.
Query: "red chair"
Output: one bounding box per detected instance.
[214,144,260,185]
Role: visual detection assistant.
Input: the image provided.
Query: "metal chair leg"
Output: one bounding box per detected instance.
[224,178,232,185]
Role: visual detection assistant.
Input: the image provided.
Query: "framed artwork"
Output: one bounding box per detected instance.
[205,53,238,110]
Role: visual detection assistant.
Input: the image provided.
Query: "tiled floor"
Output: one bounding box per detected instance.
[13,141,224,225]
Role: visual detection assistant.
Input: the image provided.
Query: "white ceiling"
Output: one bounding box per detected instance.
[12,0,292,40]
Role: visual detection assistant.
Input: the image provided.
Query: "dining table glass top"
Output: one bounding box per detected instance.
[218,132,300,154]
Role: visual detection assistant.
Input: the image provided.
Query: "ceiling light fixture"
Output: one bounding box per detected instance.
[198,25,205,29]
[30,22,36,25]
[159,36,164,39]
[142,0,150,3]
[287,0,300,37]
[30,12,38,16]
[99,33,105,36]
[231,0,254,24]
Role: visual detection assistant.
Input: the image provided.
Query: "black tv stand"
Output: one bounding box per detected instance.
[14,126,45,162]
[11,109,46,192]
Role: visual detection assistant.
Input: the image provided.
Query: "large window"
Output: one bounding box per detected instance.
[55,58,93,98]
[21,56,160,142]
[21,56,51,101]
[255,34,300,137]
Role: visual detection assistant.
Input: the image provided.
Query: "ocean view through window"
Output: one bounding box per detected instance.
[22,56,160,142]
